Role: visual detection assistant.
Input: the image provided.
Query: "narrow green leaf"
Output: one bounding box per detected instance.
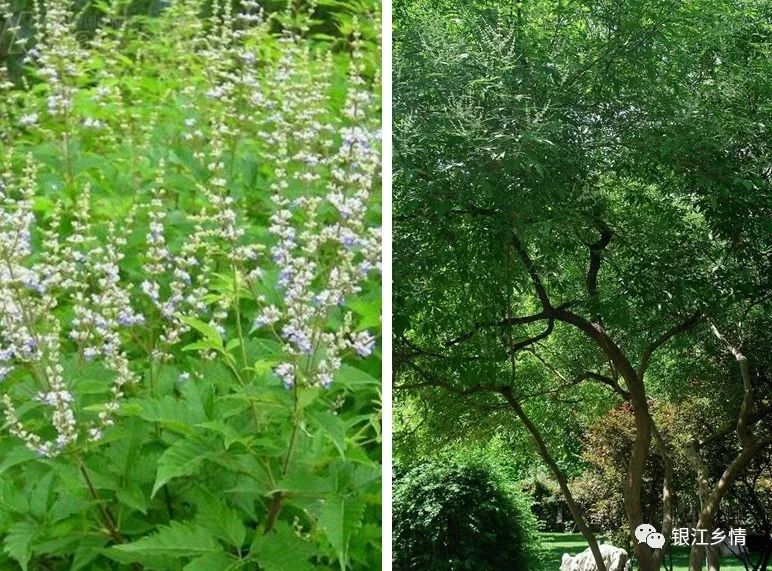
[318,496,366,570]
[184,551,237,570]
[152,438,212,497]
[194,488,247,549]
[309,410,347,458]
[113,522,219,557]
[179,316,223,346]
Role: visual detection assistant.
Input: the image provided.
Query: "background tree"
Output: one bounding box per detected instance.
[394,1,771,570]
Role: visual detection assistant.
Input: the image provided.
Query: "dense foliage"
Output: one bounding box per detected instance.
[393,455,541,571]
[394,0,770,569]
[0,1,382,569]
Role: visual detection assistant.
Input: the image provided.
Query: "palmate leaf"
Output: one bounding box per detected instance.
[318,495,366,570]
[152,438,214,497]
[113,521,220,558]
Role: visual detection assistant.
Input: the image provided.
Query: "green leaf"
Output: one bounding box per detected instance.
[113,521,220,558]
[308,410,347,458]
[336,365,379,388]
[116,483,148,514]
[71,536,108,570]
[180,316,223,346]
[197,420,245,449]
[0,446,37,476]
[184,551,237,571]
[3,521,36,571]
[318,496,366,569]
[250,522,314,571]
[121,395,203,435]
[152,438,213,497]
[194,488,246,549]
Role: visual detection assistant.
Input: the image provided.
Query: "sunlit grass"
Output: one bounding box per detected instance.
[538,533,751,571]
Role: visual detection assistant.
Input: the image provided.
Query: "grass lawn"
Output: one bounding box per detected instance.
[539,533,751,570]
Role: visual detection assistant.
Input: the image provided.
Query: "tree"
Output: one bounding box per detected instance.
[394,1,771,570]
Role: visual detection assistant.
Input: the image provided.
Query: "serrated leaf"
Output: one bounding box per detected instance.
[308,410,347,458]
[113,522,219,558]
[194,488,246,549]
[318,496,366,569]
[197,420,244,449]
[71,536,108,570]
[250,522,314,571]
[184,551,238,571]
[116,484,148,514]
[152,438,213,497]
[3,521,36,571]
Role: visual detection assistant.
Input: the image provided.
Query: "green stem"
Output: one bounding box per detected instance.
[77,458,123,544]
[264,385,301,533]
[232,264,249,372]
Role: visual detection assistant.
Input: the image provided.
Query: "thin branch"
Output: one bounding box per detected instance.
[638,313,704,379]
[509,319,554,353]
[587,222,613,300]
[710,321,754,444]
[529,350,629,399]
[396,361,506,396]
[698,405,772,449]
[448,205,499,217]
[511,231,552,310]
[443,310,550,347]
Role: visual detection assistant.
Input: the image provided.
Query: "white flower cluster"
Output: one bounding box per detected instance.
[0,160,144,455]
[249,29,382,389]
[27,0,85,118]
[0,1,381,456]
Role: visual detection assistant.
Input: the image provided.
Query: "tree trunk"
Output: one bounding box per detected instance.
[686,440,713,571]
[551,307,656,569]
[652,422,676,570]
[706,545,720,571]
[685,325,772,571]
[501,389,608,571]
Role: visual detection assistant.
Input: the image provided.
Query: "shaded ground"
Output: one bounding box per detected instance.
[539,533,750,571]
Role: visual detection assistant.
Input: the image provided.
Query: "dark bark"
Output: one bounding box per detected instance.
[500,387,608,571]
[686,324,772,571]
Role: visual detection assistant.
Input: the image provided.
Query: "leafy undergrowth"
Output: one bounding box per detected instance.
[0,0,381,569]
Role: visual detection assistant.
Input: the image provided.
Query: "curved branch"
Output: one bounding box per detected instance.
[638,313,704,379]
[710,322,755,444]
[698,405,772,449]
[511,231,552,310]
[499,387,608,571]
[587,223,613,300]
[509,318,554,354]
[396,361,506,396]
[529,350,630,399]
[444,310,550,347]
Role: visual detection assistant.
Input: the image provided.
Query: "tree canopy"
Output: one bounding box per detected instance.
[394,1,771,570]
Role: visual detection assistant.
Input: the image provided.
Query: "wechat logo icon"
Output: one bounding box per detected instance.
[635,524,665,549]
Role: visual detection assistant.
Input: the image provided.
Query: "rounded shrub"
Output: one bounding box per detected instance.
[393,455,541,570]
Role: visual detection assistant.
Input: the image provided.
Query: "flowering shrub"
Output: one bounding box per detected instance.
[0,0,381,569]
